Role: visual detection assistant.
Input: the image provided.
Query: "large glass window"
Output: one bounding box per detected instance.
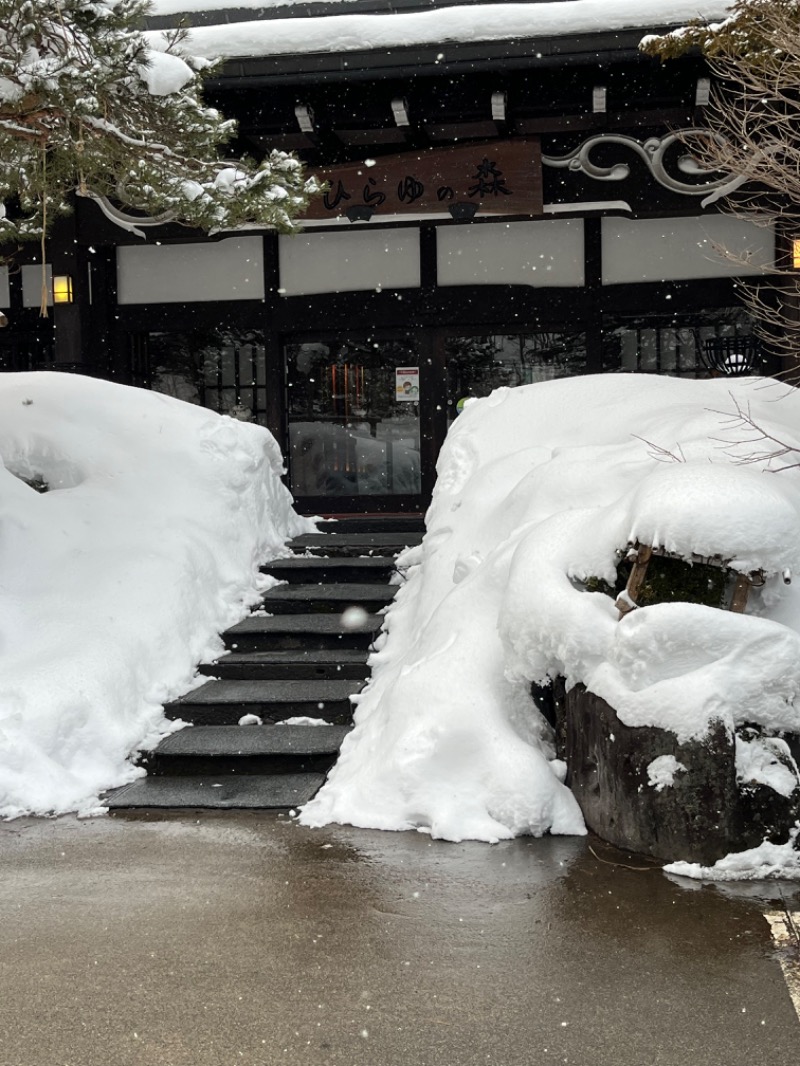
[602,309,754,376]
[132,330,268,422]
[285,336,421,498]
[445,332,587,422]
[0,334,51,373]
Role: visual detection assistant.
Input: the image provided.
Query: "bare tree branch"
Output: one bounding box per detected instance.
[708,393,800,469]
[643,1,800,377]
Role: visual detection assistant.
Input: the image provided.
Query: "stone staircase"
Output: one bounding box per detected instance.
[104,517,423,811]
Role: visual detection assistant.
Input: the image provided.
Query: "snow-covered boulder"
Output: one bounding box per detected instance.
[302,374,800,877]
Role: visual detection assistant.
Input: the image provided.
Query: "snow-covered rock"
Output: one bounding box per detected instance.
[302,374,800,874]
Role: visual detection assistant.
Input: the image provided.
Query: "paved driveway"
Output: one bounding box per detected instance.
[0,813,797,1066]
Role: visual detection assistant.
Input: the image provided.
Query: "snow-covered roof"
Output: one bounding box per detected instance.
[144,0,733,64]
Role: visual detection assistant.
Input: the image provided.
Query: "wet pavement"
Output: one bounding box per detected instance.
[0,812,798,1066]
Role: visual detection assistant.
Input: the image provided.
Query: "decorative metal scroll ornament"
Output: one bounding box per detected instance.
[542,131,732,197]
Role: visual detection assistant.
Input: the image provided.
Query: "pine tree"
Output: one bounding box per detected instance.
[640,0,794,65]
[0,0,319,246]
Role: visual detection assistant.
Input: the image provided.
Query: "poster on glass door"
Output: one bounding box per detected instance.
[395,367,420,402]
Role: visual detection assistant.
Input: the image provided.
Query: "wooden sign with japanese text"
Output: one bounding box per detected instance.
[303,139,542,221]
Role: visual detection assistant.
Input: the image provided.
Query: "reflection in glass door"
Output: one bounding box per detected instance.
[444,332,587,424]
[285,336,421,499]
[131,330,268,422]
[601,308,754,376]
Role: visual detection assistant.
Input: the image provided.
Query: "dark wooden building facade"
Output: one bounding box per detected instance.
[0,1,779,513]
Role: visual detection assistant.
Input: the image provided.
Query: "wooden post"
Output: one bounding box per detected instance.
[730,573,751,614]
[616,543,652,619]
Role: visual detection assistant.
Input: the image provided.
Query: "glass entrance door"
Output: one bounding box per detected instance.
[283,328,587,512]
[285,335,422,507]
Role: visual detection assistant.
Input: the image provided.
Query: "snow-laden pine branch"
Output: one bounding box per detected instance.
[0,0,320,247]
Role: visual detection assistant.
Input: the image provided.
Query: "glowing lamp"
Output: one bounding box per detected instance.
[52,275,73,304]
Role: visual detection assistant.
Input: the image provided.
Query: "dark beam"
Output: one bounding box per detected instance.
[210,33,662,88]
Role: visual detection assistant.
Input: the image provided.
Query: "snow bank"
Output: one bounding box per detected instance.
[302,375,800,860]
[0,372,311,818]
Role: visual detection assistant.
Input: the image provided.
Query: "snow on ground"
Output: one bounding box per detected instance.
[0,372,311,819]
[278,716,335,726]
[146,0,733,61]
[301,374,800,875]
[665,829,800,881]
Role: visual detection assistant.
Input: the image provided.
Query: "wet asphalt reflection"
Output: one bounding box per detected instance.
[0,813,798,1066]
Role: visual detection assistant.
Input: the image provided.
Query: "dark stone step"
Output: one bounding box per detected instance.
[141,724,350,776]
[260,582,395,614]
[156,723,350,756]
[310,516,425,534]
[199,649,370,681]
[105,772,324,810]
[165,678,360,725]
[288,532,423,557]
[263,556,396,584]
[224,613,382,652]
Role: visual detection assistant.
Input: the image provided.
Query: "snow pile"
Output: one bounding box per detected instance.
[735,734,800,799]
[0,372,310,818]
[647,755,687,792]
[238,714,263,726]
[138,50,196,96]
[302,375,800,860]
[147,0,733,61]
[278,716,335,726]
[665,829,800,881]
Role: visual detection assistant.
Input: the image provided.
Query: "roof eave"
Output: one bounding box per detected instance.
[207,27,682,87]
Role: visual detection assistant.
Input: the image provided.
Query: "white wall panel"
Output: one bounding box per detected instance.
[21,264,52,307]
[602,216,774,284]
[437,219,584,288]
[0,266,9,308]
[117,236,264,304]
[279,229,421,295]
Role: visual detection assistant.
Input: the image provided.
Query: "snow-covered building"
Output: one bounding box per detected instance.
[0,0,780,514]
